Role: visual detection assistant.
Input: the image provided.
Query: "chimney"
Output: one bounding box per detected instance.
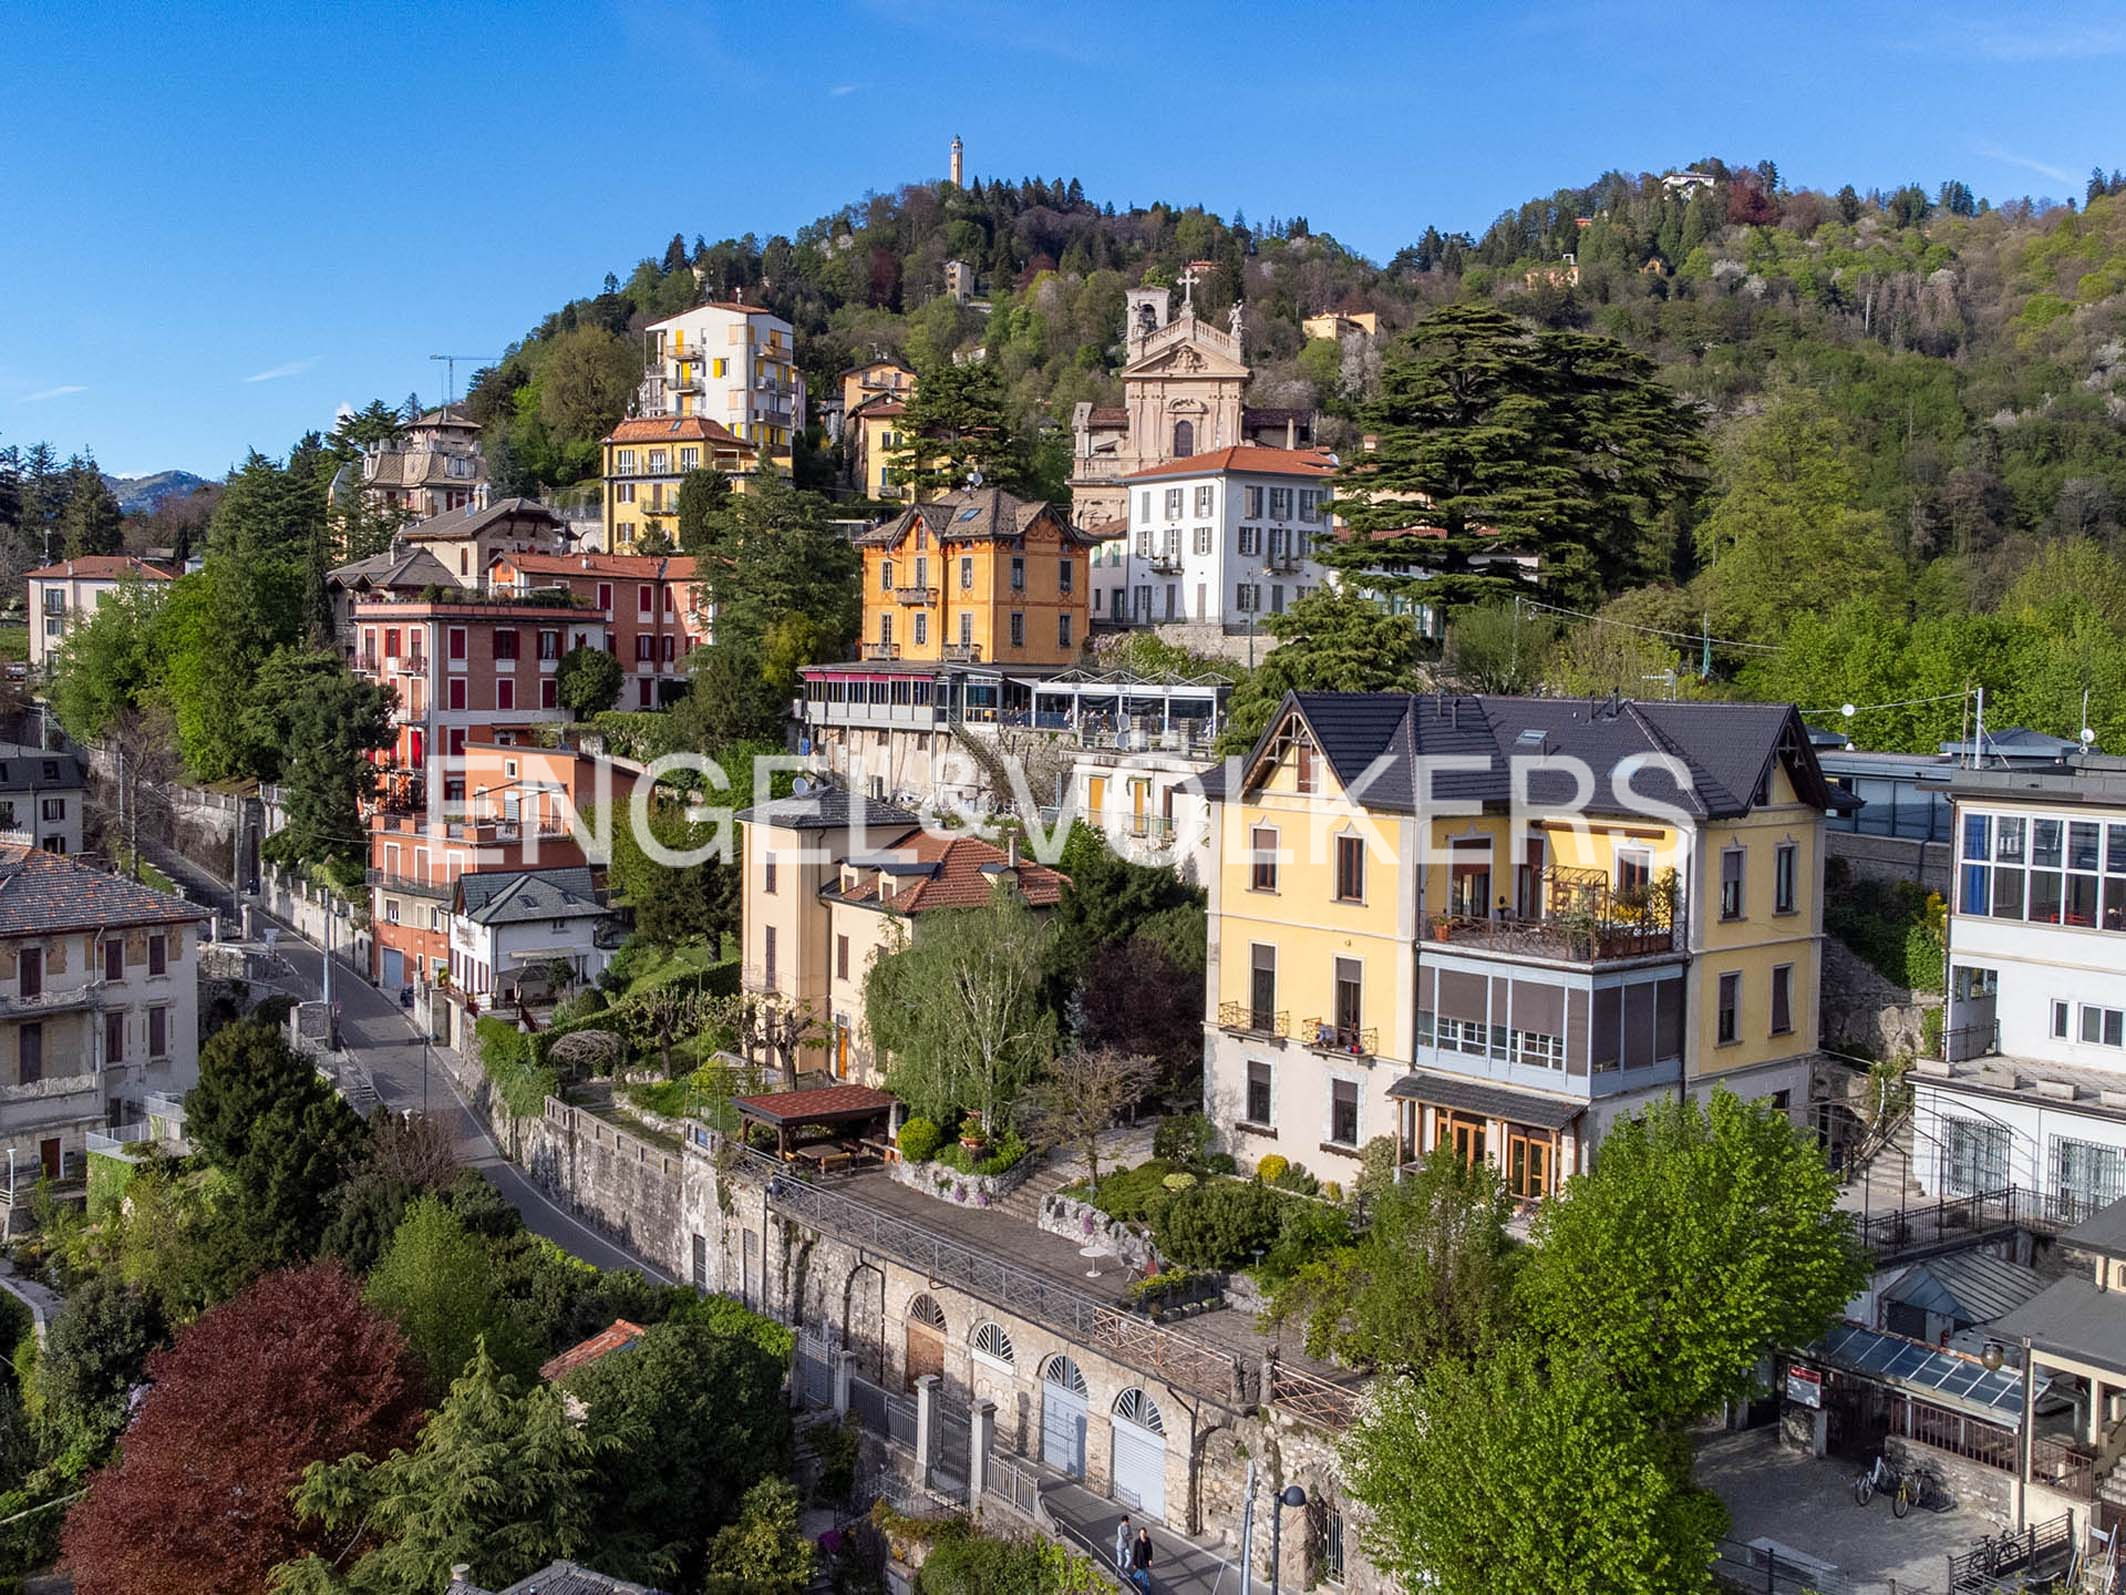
[1286,416,1297,449]
[1006,833,1020,870]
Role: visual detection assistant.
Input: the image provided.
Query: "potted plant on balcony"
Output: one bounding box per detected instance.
[1430,914,1454,941]
[1555,908,1599,960]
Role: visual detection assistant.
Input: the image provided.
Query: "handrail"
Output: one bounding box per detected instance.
[759,1167,1254,1409]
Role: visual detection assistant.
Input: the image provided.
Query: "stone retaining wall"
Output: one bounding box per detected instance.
[1036,1193,1159,1272]
[1821,936,1941,1060]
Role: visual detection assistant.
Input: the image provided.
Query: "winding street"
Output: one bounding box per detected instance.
[141,842,669,1282]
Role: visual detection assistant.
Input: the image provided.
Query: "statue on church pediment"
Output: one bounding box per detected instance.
[1229,301,1245,339]
[1174,348,1203,372]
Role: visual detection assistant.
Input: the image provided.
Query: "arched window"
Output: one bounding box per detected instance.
[1172,419,1195,458]
[1112,1387,1166,1435]
[972,1321,1016,1367]
[909,1294,947,1331]
[1042,1354,1089,1396]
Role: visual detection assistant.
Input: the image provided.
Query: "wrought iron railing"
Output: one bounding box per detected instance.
[1302,1020,1377,1058]
[1265,1359,1364,1431]
[761,1173,1253,1408]
[1943,1512,2074,1593]
[1855,1185,2073,1261]
[1217,1001,1288,1040]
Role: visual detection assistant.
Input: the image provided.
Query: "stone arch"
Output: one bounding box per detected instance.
[904,1291,948,1389]
[971,1320,1016,1367]
[840,1260,889,1382]
[908,1293,948,1330]
[1112,1386,1166,1435]
[1172,418,1195,458]
[1042,1353,1089,1395]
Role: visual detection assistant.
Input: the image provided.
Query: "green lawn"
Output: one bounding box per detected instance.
[0,624,28,665]
[615,936,729,1000]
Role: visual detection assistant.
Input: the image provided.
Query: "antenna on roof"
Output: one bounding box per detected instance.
[966,468,985,490]
[791,776,813,797]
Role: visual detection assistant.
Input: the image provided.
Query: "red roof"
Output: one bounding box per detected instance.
[603,416,756,448]
[540,1318,648,1382]
[1121,447,1336,483]
[498,552,699,580]
[27,556,175,582]
[732,1084,899,1126]
[838,831,1068,914]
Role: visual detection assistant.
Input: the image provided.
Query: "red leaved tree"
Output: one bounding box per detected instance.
[61,1261,426,1595]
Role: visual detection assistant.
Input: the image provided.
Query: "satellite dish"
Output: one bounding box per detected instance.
[966,468,985,489]
[2082,728,2097,745]
[1841,704,1856,718]
[791,776,813,796]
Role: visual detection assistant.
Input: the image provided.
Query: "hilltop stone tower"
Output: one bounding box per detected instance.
[950,134,964,186]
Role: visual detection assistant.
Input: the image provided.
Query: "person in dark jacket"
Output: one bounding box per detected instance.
[1130,1526,1154,1591]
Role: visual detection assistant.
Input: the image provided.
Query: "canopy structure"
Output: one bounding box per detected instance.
[1813,1322,2029,1426]
[730,1084,898,1158]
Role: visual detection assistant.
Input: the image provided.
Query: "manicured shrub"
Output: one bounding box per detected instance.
[897,1116,944,1164]
[1156,1179,1281,1271]
[1154,1112,1215,1169]
[1255,1153,1291,1186]
[1084,1159,1180,1224]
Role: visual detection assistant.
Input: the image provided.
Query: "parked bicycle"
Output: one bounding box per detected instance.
[1853,1453,1918,1517]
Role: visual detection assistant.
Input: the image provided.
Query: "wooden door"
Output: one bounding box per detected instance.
[905,1322,943,1391]
[1449,1113,1487,1168]
[38,1139,60,1180]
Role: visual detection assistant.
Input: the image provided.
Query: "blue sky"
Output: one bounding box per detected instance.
[3,0,2118,478]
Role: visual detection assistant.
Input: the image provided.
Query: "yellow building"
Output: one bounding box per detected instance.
[735,787,1066,1081]
[854,487,1097,669]
[850,394,910,502]
[1203,691,1847,1200]
[600,416,757,554]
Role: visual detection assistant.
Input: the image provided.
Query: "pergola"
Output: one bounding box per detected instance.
[730,1084,899,1164]
[1011,667,1232,740]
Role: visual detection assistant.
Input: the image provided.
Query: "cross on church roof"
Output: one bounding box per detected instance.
[1177,263,1200,310]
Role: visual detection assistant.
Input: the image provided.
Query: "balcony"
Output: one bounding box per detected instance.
[1267,552,1304,573]
[366,869,451,901]
[1304,1020,1378,1059]
[941,643,982,664]
[641,500,679,518]
[1146,553,1184,574]
[1217,1001,1289,1040]
[861,642,901,661]
[1124,814,1176,844]
[1426,866,1680,963]
[894,586,937,606]
[0,982,103,1019]
[389,654,428,676]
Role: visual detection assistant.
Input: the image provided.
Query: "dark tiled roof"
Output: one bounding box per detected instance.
[483,1561,666,1595]
[734,787,920,832]
[0,748,86,794]
[456,868,601,926]
[2063,1196,2126,1260]
[1989,1276,2126,1376]
[1255,692,1834,821]
[1385,1070,1584,1129]
[858,486,1099,550]
[0,847,207,937]
[329,547,457,591]
[403,497,566,543]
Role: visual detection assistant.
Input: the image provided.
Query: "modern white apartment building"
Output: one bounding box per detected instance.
[1915,754,2126,1218]
[636,301,806,468]
[1095,448,1335,632]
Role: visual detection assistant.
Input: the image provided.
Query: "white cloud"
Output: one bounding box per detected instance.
[244,356,320,383]
[1964,18,2126,60]
[1975,142,2075,186]
[19,384,85,403]
[829,83,859,96]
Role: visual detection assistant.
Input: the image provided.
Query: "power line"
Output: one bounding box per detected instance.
[1800,689,1974,720]
[1516,597,1780,655]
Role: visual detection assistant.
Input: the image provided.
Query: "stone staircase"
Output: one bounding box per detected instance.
[991,1122,1161,1232]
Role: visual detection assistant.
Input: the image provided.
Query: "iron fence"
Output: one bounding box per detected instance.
[1945,1512,2075,1593]
[1856,1185,2074,1261]
[797,1324,838,1409]
[764,1174,1253,1409]
[1265,1360,1365,1431]
[985,1451,1041,1519]
[1711,1538,1905,1595]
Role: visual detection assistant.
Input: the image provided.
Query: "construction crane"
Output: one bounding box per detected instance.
[428,353,499,409]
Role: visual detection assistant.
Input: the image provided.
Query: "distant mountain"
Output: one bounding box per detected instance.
[103,470,208,515]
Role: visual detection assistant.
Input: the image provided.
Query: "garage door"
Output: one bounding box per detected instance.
[1040,1356,1088,1478]
[381,948,404,989]
[1110,1387,1167,1521]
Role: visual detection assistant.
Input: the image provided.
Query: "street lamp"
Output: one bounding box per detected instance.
[1269,1483,1307,1595]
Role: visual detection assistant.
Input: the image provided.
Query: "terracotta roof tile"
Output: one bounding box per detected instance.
[540,1319,648,1383]
[1121,447,1337,483]
[497,553,699,580]
[835,831,1067,914]
[602,416,757,449]
[26,556,175,582]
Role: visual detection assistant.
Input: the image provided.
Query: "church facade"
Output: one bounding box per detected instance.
[1068,271,1315,531]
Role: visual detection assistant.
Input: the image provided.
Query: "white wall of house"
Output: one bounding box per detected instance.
[448,911,610,997]
[1097,469,1331,631]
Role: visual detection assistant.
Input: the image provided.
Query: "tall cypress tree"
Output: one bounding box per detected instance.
[58,464,124,558]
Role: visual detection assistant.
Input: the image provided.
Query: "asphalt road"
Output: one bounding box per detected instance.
[143,843,669,1281]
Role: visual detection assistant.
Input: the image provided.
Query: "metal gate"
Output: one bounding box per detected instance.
[934,1388,972,1486]
[1041,1356,1089,1478]
[1110,1388,1167,1521]
[797,1325,838,1409]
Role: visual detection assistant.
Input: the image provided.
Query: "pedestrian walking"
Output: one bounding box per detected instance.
[1114,1512,1132,1572]
[1131,1525,1154,1592]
